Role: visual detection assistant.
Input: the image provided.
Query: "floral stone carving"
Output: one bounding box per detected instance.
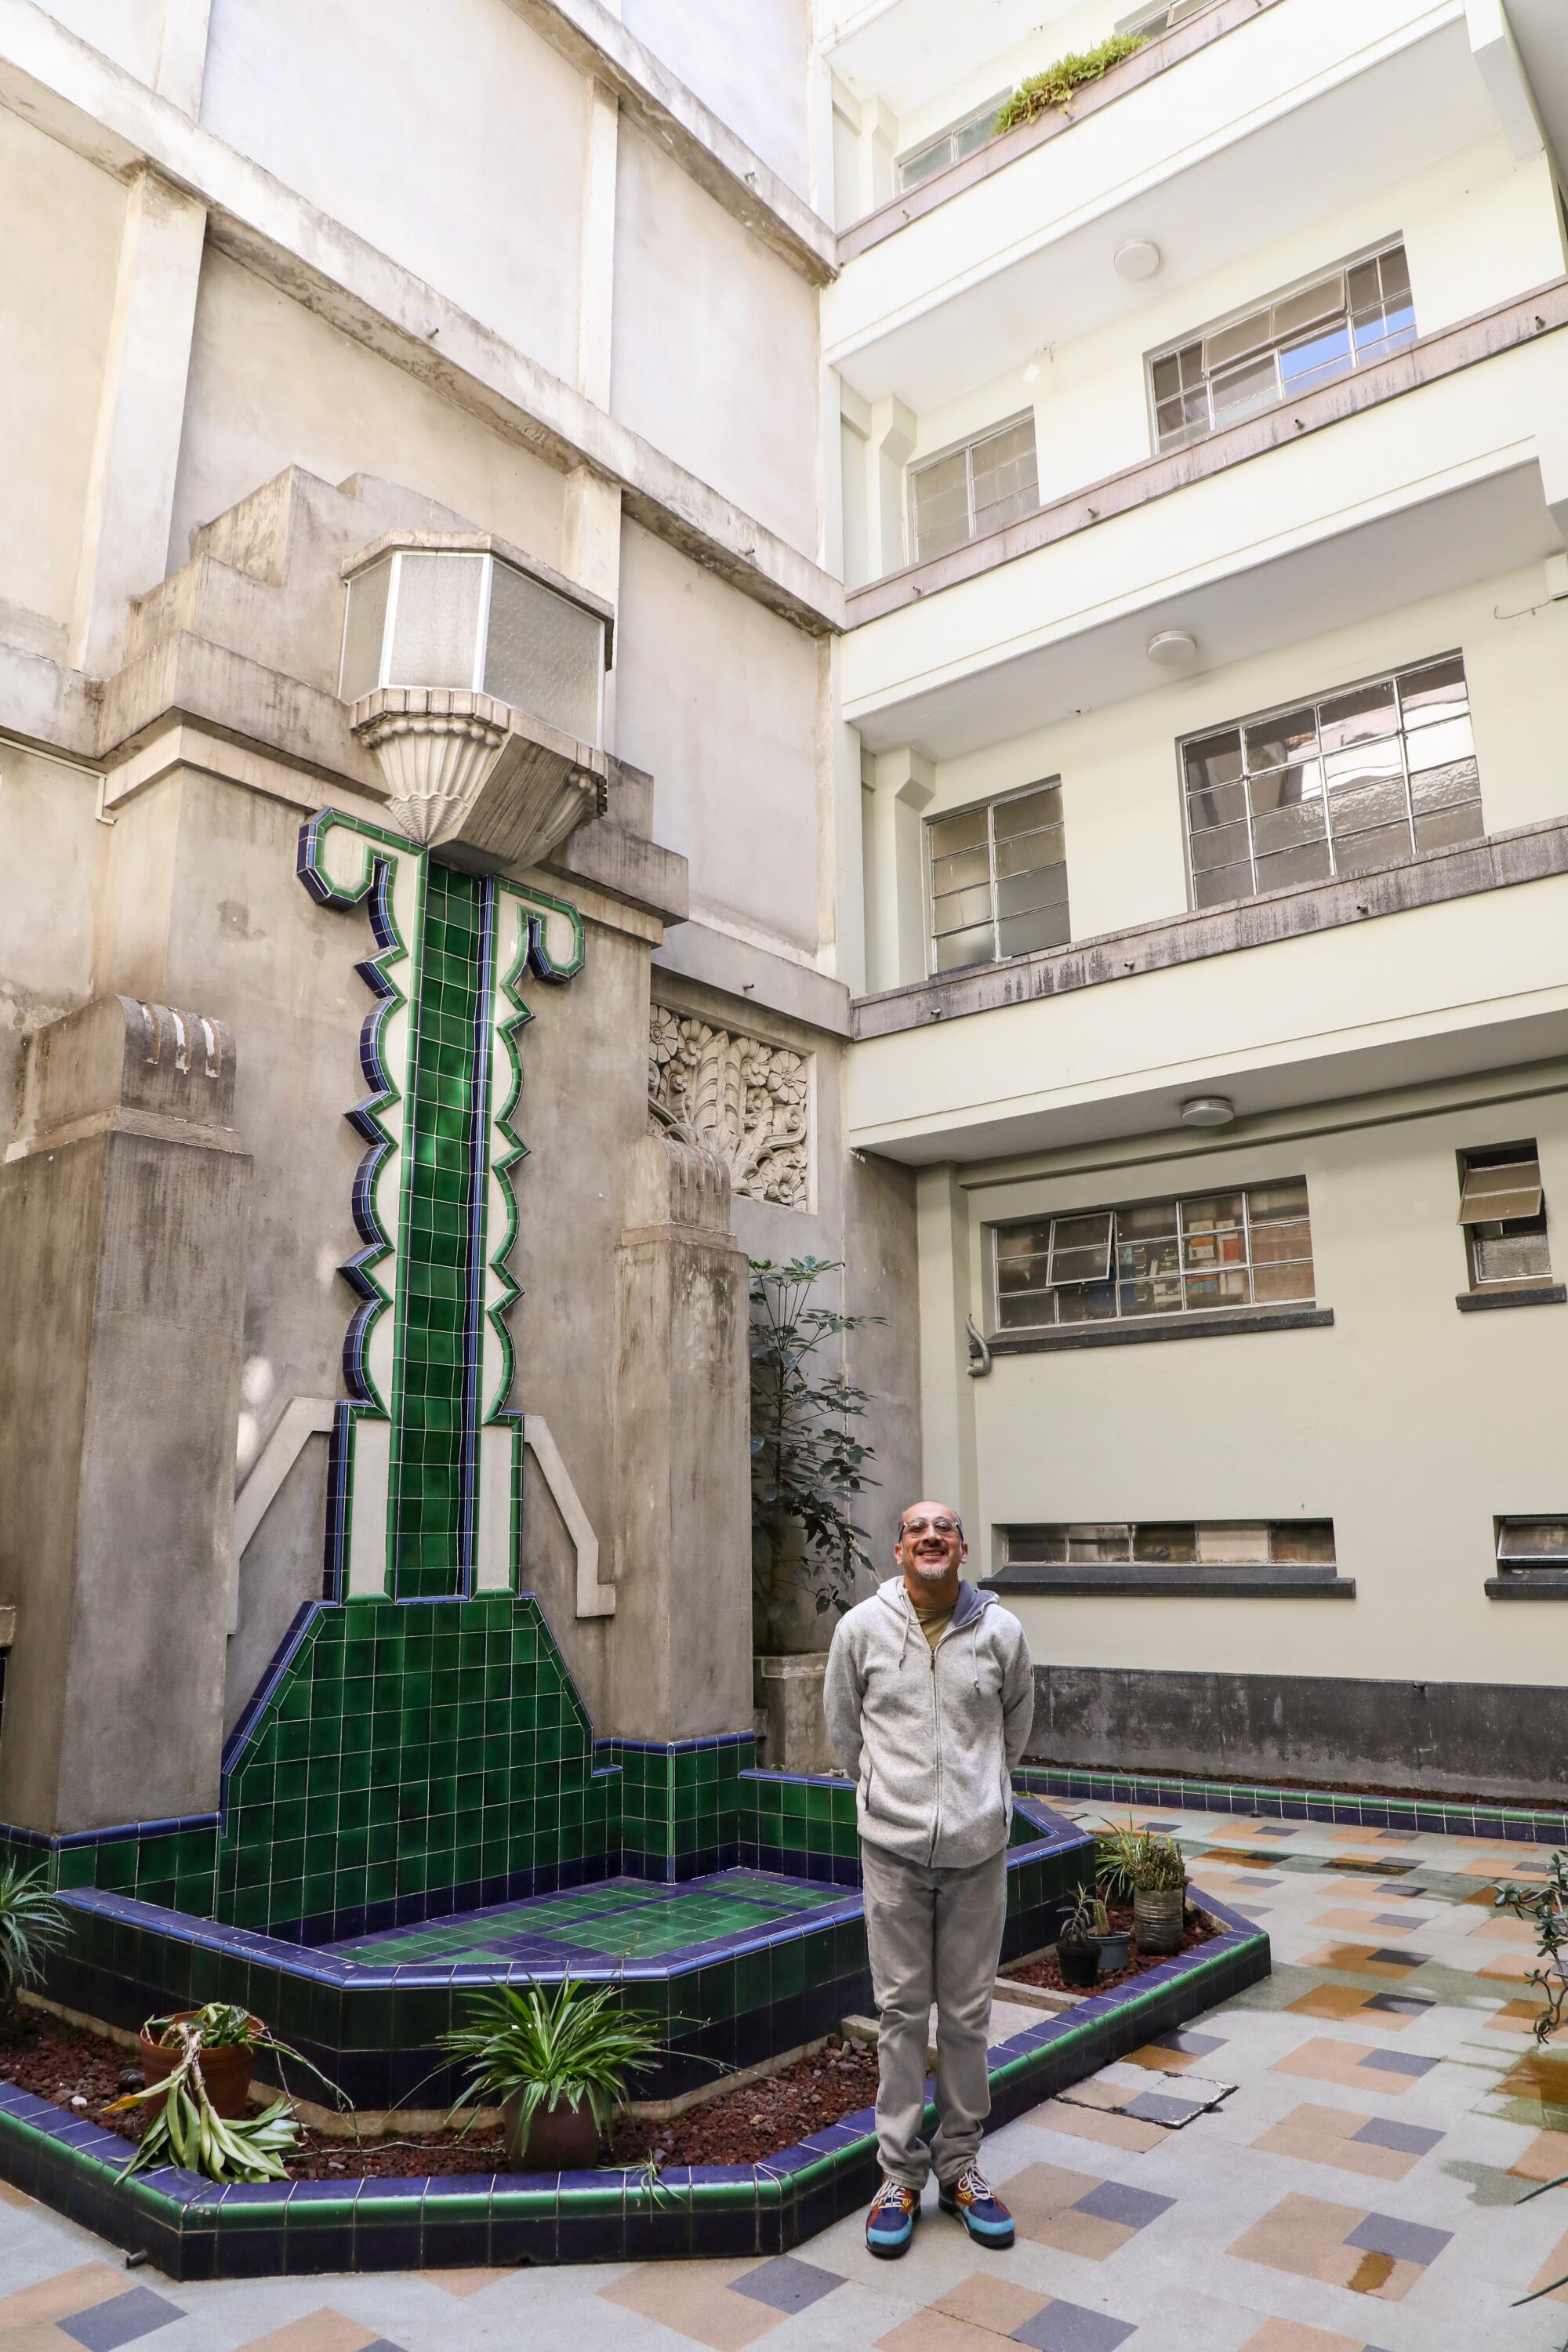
[648,1008,809,1208]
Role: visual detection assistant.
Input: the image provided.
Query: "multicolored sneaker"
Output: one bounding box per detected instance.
[938,2163,1014,2248]
[865,2176,920,2258]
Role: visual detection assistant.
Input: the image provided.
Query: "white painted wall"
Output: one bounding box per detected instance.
[615,520,823,953]
[30,0,163,84]
[171,253,568,574]
[956,1076,1568,1687]
[201,0,586,387]
[0,111,125,655]
[622,0,813,198]
[612,123,822,557]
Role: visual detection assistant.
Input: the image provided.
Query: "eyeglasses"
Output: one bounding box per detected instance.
[900,1516,962,1537]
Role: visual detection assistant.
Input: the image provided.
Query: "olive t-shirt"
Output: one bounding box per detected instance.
[912,1595,954,1652]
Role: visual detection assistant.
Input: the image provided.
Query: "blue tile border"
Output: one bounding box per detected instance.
[1018,1764,1568,1847]
[0,1888,1266,2275]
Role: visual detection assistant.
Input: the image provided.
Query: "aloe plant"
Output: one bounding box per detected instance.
[438,1979,662,2147]
[107,2002,347,2183]
[0,1861,68,2016]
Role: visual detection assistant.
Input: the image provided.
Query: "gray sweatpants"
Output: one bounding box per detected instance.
[860,1840,1008,2190]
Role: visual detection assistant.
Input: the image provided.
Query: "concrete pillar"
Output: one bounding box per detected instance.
[69,167,207,677]
[863,746,934,991]
[856,96,898,218]
[609,1134,751,1740]
[0,996,250,1833]
[568,74,623,739]
[916,1163,978,1534]
[154,0,214,114]
[867,396,916,581]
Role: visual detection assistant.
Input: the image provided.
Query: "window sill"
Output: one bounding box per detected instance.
[988,1305,1332,1356]
[984,1567,1353,1599]
[1486,1574,1568,1599]
[1456,1285,1566,1312]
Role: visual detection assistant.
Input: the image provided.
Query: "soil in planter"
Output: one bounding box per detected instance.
[1003,1902,1217,1995]
[2,2009,882,2176]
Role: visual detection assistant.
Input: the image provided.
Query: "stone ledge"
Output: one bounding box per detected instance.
[853,818,1568,1040]
[1485,1574,1568,1599]
[986,1569,1354,1599]
[986,1308,1334,1356]
[1455,1284,1566,1312]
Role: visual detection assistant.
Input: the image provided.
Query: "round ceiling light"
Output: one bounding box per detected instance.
[1114,238,1162,281]
[1181,1094,1236,1127]
[1147,627,1197,666]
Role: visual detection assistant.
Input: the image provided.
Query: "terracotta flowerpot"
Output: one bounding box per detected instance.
[503,2089,602,2171]
[1056,1940,1100,1989]
[140,2013,261,2120]
[1134,1886,1185,1955]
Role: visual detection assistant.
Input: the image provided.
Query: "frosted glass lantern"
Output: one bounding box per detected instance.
[338,535,612,862]
[340,544,608,745]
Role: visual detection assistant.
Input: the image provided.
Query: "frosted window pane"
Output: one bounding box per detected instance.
[485,559,604,742]
[340,557,392,700]
[387,552,484,691]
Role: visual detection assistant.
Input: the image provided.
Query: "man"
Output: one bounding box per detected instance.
[825,1500,1034,2259]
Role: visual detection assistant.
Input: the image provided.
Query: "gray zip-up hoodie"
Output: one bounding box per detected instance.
[823,1576,1034,1870]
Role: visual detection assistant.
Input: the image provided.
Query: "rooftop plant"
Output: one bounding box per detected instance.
[994,32,1146,135]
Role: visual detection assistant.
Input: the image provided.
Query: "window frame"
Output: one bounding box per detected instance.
[895,93,1010,192]
[907,410,1040,565]
[990,1177,1316,1336]
[1458,1142,1552,1291]
[1176,649,1482,914]
[1144,238,1416,458]
[924,775,1069,976]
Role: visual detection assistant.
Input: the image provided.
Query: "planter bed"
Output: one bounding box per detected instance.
[0,1888,1267,2275]
[1004,1901,1218,1997]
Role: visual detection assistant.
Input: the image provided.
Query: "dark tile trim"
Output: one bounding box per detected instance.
[1019,1762,1568,1846]
[988,1307,1332,1356]
[986,1568,1353,1599]
[0,1886,1265,2275]
[1457,1285,1566,1312]
[1486,1574,1568,1599]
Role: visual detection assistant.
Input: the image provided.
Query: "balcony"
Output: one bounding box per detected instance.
[840,283,1568,761]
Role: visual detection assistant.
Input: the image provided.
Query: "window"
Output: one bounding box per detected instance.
[1181,654,1482,909]
[897,95,1007,191]
[928,781,1069,973]
[994,1178,1313,1331]
[998,1519,1334,1570]
[1495,1519,1568,1580]
[909,416,1039,564]
[1117,0,1214,34]
[1149,245,1415,455]
[1459,1144,1550,1289]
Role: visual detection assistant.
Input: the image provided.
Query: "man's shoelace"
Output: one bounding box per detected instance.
[953,2165,995,2203]
[870,2180,913,2215]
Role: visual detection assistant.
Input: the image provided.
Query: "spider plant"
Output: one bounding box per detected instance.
[108,2002,347,2183]
[1098,1821,1185,1894]
[438,1979,662,2148]
[0,1861,68,2016]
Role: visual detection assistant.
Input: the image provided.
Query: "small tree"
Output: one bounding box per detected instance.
[750,1255,881,1650]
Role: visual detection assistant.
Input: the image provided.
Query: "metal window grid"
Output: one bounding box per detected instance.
[927,779,1068,975]
[1145,241,1415,456]
[1459,1144,1552,1290]
[895,93,1009,191]
[908,413,1039,564]
[1002,1518,1335,1568]
[992,1180,1315,1334]
[1178,652,1483,913]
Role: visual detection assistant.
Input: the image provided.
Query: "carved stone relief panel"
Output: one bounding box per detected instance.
[648,1007,810,1208]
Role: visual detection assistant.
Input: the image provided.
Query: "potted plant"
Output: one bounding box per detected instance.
[1056,1888,1102,1988]
[1088,1893,1131,1975]
[1101,1823,1188,1954]
[108,2003,343,2182]
[0,1861,67,2038]
[439,1978,662,2169]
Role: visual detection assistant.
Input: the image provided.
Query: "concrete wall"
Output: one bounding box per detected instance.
[0,748,107,1153]
[201,0,586,386]
[0,111,125,655]
[617,520,825,956]
[612,122,822,556]
[622,0,812,199]
[171,253,568,576]
[949,1069,1568,1697]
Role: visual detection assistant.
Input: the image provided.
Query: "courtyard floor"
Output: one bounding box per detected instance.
[5,1800,1568,2351]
